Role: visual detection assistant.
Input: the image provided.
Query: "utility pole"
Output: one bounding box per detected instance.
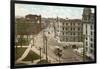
[43,31,48,63]
[43,31,45,53]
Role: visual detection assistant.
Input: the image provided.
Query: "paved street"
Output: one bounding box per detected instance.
[45,36,83,63]
[61,48,83,63]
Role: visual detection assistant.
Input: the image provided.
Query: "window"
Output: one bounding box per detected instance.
[63,32,64,35]
[91,31,93,35]
[90,43,94,48]
[71,28,72,30]
[62,27,64,30]
[48,32,50,34]
[78,28,80,31]
[90,49,93,54]
[71,23,72,26]
[86,42,88,46]
[73,28,75,31]
[86,37,88,40]
[86,30,87,35]
[86,24,87,34]
[66,28,67,30]
[73,33,75,35]
[90,38,93,41]
[91,25,93,29]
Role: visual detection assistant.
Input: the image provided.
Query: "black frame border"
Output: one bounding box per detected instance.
[10,0,97,69]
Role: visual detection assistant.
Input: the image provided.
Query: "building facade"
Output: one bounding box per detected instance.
[82,8,94,60]
[59,19,83,42]
[54,17,83,42]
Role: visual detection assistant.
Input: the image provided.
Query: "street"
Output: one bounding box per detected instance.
[61,48,83,63]
[45,36,83,63]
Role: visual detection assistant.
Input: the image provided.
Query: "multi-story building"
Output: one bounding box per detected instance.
[82,8,94,60]
[54,18,82,42]
[59,19,83,42]
[15,14,42,46]
[54,17,63,41]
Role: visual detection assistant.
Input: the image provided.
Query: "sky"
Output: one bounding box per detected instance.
[15,3,94,19]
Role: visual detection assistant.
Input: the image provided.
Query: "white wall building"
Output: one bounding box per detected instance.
[82,8,94,60]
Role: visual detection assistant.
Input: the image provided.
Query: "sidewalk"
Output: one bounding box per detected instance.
[16,40,33,63]
[31,46,59,63]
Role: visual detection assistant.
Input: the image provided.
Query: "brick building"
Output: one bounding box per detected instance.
[15,14,42,46]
